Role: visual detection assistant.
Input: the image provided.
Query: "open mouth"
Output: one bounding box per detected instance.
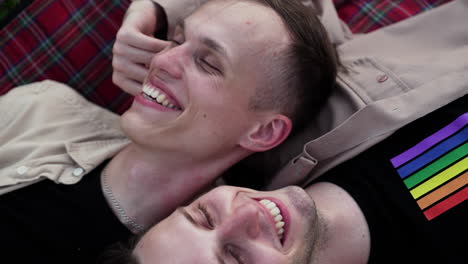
[258,199,288,244]
[142,84,182,111]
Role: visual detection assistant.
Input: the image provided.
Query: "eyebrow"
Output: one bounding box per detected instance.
[179,20,229,59]
[180,208,228,264]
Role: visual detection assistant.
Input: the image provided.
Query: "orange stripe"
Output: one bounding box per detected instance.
[423,187,468,220]
[417,171,468,209]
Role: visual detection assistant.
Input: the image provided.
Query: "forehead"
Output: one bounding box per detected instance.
[187,0,291,58]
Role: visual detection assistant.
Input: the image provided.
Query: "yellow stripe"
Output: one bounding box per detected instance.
[417,172,468,209]
[410,156,468,199]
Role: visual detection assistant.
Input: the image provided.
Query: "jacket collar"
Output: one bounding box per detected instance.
[67,138,130,172]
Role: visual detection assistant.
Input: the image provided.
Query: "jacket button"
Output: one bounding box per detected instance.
[73,167,84,177]
[377,74,389,83]
[16,166,29,175]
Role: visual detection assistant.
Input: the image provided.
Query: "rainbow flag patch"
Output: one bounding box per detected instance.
[390,113,468,220]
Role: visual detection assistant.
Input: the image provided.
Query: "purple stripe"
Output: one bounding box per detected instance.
[391,113,468,168]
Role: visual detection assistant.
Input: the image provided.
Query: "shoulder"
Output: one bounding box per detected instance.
[3,79,83,98]
[1,80,88,110]
[0,80,121,133]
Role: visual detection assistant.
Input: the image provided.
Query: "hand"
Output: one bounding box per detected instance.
[112,1,170,95]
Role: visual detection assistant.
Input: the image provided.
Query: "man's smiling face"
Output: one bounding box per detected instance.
[134,185,319,264]
[121,0,291,160]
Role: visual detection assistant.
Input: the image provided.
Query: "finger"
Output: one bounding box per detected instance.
[117,29,169,52]
[112,57,148,83]
[112,72,143,96]
[113,42,155,65]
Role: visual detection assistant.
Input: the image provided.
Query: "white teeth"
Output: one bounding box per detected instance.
[259,199,285,241]
[142,85,180,110]
[151,89,160,98]
[266,202,277,210]
[270,207,280,216]
[274,214,283,222]
[276,221,285,228]
[278,228,284,235]
[156,94,165,103]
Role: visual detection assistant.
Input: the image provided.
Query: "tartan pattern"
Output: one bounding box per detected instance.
[0,0,132,114]
[334,0,453,33]
[0,0,454,115]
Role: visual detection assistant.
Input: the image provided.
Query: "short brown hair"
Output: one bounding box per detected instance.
[224,0,340,188]
[247,0,339,134]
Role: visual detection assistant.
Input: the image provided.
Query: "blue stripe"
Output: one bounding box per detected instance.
[397,126,468,178]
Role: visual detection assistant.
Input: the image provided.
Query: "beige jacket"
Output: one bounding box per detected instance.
[156,0,468,188]
[0,80,129,195]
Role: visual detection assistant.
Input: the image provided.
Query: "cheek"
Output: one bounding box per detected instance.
[188,71,250,111]
[185,97,248,133]
[195,109,250,141]
[183,70,254,134]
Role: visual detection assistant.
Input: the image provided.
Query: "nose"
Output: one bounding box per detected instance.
[150,44,184,80]
[218,202,261,241]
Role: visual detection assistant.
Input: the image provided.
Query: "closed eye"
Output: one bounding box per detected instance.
[195,55,222,76]
[198,203,215,229]
[225,244,247,264]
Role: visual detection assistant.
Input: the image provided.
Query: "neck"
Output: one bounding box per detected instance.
[305,182,370,264]
[102,143,249,233]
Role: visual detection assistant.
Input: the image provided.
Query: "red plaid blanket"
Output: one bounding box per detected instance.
[335,0,452,33]
[0,0,132,114]
[0,0,453,114]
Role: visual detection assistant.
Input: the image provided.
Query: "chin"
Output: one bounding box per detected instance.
[119,109,178,153]
[120,110,144,143]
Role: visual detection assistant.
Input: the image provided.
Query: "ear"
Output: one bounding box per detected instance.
[240,114,292,152]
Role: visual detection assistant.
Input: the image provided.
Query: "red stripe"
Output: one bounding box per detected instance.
[423,186,468,220]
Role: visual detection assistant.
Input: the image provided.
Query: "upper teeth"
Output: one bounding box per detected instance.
[259,199,285,239]
[142,84,179,110]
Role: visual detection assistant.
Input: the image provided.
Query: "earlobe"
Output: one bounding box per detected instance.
[240,115,292,152]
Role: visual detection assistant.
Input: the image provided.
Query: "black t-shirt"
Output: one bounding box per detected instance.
[317,94,467,263]
[0,161,131,263]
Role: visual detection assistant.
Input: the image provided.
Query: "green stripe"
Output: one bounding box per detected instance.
[404,142,468,189]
